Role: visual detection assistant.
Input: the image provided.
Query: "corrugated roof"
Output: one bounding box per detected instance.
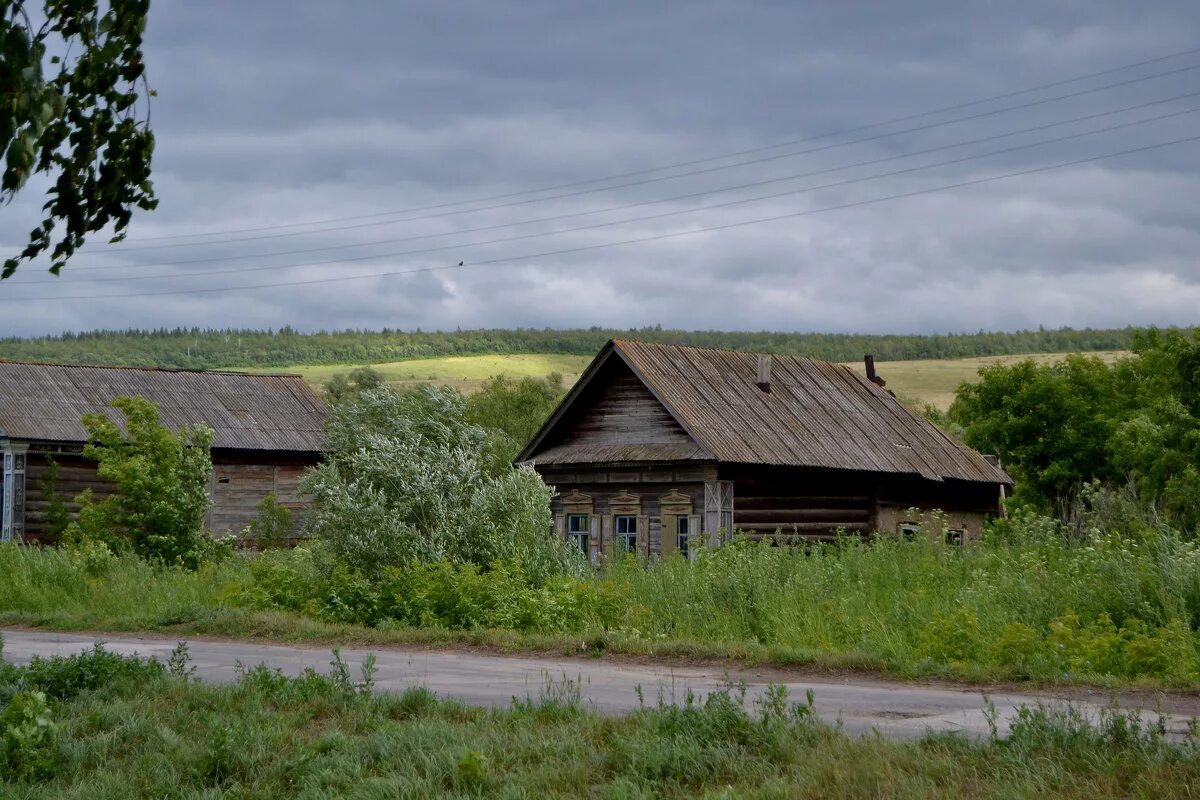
[0,361,327,451]
[520,340,1010,485]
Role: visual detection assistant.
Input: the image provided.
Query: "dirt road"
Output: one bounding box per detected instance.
[3,629,1193,740]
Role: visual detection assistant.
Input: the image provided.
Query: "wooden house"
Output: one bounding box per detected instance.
[516,340,1011,559]
[0,361,328,543]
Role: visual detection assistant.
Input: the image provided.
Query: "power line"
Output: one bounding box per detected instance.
[98,58,1200,251]
[14,105,1197,285]
[32,89,1200,278]
[5,131,1196,302]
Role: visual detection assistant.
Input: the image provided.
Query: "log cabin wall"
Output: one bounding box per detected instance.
[541,463,714,560]
[20,444,318,543]
[721,464,873,543]
[721,464,1003,544]
[207,450,319,537]
[24,449,115,544]
[873,474,1004,544]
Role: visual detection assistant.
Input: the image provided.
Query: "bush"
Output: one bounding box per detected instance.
[66,395,214,569]
[37,458,70,544]
[302,385,580,582]
[231,545,633,633]
[14,644,166,702]
[0,690,56,782]
[466,373,565,467]
[243,493,294,550]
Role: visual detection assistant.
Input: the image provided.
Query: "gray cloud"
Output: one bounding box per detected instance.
[1,0,1199,337]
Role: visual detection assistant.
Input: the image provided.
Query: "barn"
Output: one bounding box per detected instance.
[516,340,1011,559]
[0,361,328,543]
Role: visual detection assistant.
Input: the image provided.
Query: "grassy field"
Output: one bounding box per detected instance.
[268,353,592,395]
[4,643,1195,798]
[259,350,1129,409]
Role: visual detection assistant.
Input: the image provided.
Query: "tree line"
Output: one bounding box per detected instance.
[0,325,1153,370]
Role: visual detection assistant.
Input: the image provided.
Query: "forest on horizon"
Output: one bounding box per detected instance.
[0,325,1171,370]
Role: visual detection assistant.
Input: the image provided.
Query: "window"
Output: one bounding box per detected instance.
[946,529,964,546]
[566,513,589,556]
[676,516,691,559]
[898,523,919,541]
[614,515,638,555]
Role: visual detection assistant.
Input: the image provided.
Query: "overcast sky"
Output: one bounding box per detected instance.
[2,0,1199,337]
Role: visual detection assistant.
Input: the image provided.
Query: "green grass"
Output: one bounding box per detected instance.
[260,353,592,395]
[2,642,1197,798]
[4,525,1200,690]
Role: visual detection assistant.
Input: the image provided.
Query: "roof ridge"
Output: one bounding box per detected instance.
[610,338,845,367]
[0,358,304,378]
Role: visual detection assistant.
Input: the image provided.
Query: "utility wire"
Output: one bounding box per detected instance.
[4,131,1196,302]
[96,60,1200,252]
[32,89,1200,278]
[13,105,1198,285]
[111,45,1200,245]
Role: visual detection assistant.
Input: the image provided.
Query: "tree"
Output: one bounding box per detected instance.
[1,0,156,277]
[67,395,214,568]
[948,330,1200,529]
[301,385,580,582]
[466,373,565,467]
[323,366,385,406]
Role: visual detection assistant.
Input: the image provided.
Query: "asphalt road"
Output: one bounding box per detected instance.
[2,629,1192,740]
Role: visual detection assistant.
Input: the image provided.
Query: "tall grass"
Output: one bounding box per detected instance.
[0,543,247,630]
[4,519,1200,685]
[605,529,1200,681]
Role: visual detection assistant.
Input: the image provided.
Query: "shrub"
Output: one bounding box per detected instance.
[15,644,166,702]
[66,395,214,569]
[37,458,70,544]
[302,385,580,582]
[323,365,385,406]
[0,690,56,782]
[243,493,294,550]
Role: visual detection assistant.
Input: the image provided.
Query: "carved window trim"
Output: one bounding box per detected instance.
[659,489,696,559]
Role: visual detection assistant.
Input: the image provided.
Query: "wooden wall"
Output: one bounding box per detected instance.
[24,452,116,543]
[538,358,696,458]
[539,461,1006,555]
[207,458,313,536]
[722,465,1002,544]
[21,445,318,543]
[540,463,714,559]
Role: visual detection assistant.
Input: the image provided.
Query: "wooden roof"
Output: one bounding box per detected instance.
[518,339,1010,485]
[0,361,327,452]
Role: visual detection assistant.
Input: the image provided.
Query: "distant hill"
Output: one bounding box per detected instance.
[0,325,1164,371]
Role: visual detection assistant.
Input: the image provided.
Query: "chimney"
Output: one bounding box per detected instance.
[864,354,886,388]
[756,354,772,392]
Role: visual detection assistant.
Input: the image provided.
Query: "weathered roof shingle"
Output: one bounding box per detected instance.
[0,361,327,452]
[520,340,1010,485]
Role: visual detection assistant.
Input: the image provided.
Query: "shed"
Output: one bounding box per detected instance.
[516,340,1011,559]
[0,360,328,543]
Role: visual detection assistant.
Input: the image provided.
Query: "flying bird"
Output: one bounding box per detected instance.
[458,261,464,266]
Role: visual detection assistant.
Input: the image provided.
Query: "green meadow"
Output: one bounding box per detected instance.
[253,349,1128,409]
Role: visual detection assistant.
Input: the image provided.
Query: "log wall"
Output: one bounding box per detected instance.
[21,445,318,543]
[541,463,714,560]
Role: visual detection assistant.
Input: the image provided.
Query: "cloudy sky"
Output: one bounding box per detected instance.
[2,0,1199,337]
